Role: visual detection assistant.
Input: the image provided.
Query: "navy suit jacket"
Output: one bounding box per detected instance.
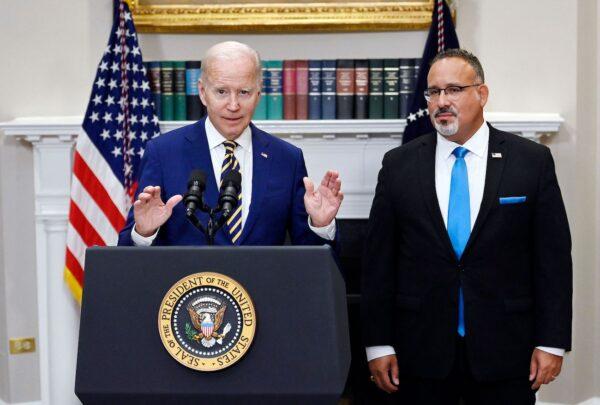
[118,118,333,247]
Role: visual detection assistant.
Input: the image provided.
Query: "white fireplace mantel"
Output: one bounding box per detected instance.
[1,112,562,139]
[0,112,562,405]
[1,113,563,220]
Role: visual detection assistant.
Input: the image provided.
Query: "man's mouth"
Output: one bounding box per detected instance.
[434,110,456,120]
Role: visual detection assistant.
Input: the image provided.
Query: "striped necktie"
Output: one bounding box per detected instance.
[221,140,243,244]
[448,146,470,337]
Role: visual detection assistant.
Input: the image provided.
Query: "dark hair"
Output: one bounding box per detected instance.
[431,48,485,83]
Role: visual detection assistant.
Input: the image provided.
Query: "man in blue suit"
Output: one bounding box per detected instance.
[118,41,343,246]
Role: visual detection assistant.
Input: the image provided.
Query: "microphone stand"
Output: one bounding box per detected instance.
[185,201,232,246]
[184,170,239,246]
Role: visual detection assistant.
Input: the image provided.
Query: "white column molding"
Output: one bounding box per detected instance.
[0,122,81,405]
[42,217,80,405]
[0,112,562,404]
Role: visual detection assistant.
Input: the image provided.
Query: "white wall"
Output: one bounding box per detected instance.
[0,0,598,403]
[457,1,599,403]
[572,1,599,402]
[596,0,600,397]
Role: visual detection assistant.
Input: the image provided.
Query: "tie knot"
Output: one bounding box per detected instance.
[452,146,469,159]
[223,140,237,153]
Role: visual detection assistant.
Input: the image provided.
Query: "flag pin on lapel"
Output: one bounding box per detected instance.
[491,152,502,158]
[261,152,268,159]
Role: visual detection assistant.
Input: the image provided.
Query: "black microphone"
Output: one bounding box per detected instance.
[184,170,206,217]
[219,170,241,218]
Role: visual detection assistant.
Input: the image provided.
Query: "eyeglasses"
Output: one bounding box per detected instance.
[424,84,482,102]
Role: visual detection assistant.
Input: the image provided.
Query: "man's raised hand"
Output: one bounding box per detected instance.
[303,170,343,227]
[133,185,182,237]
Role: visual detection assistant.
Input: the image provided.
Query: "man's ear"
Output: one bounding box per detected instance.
[478,84,489,108]
[198,79,207,107]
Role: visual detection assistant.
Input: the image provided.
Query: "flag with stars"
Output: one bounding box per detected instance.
[402,0,459,144]
[64,0,160,303]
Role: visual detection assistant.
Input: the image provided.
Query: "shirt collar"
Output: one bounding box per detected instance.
[436,121,489,159]
[205,117,252,151]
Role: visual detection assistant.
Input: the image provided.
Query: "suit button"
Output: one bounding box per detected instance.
[458,264,464,272]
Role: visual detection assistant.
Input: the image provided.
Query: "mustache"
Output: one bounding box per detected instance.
[434,107,458,118]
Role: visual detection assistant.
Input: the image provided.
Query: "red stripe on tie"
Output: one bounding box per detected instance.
[69,200,107,247]
[65,247,85,286]
[73,151,126,232]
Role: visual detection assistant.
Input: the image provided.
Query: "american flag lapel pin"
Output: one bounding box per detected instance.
[261,152,268,159]
[491,152,502,159]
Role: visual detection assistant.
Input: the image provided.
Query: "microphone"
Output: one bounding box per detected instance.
[184,170,206,217]
[219,170,241,218]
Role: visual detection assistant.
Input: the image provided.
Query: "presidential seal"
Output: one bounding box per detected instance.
[158,272,256,372]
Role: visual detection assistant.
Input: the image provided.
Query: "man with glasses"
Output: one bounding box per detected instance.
[362,49,572,404]
[118,41,343,247]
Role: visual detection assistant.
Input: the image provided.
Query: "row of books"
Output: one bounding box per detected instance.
[146,61,206,122]
[145,58,422,121]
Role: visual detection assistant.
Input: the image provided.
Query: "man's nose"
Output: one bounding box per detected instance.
[227,94,240,110]
[437,90,451,107]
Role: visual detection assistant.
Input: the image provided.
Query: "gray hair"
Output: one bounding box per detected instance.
[200,41,262,87]
[431,48,485,83]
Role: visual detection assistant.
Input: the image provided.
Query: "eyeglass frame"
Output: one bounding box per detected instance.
[423,83,483,102]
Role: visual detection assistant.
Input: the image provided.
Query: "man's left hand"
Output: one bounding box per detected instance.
[303,170,343,227]
[529,348,563,390]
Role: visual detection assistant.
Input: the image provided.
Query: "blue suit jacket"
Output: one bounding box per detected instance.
[118,118,333,247]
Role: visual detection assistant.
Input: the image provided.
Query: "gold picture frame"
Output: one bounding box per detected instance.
[126,0,438,33]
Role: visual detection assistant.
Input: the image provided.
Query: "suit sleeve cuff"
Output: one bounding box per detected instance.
[536,346,565,357]
[131,225,159,246]
[365,345,396,362]
[308,218,336,240]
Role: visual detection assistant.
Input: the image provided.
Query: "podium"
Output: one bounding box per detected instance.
[75,246,350,404]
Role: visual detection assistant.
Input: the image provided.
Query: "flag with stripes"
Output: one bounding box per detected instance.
[402,0,459,144]
[65,0,160,303]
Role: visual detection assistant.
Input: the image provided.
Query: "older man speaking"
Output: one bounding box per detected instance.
[118,41,343,246]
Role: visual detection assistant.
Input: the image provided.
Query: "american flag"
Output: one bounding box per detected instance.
[402,0,459,144]
[64,0,160,303]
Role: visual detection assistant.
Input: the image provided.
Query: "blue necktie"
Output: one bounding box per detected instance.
[448,146,470,337]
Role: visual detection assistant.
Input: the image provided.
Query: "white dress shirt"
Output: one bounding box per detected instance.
[206,118,253,228]
[366,122,564,361]
[132,117,336,244]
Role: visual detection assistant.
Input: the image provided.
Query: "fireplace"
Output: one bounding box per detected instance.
[0,114,562,404]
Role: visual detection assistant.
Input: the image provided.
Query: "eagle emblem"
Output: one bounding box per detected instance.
[186,296,232,348]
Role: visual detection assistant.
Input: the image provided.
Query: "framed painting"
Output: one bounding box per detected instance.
[126,0,441,33]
